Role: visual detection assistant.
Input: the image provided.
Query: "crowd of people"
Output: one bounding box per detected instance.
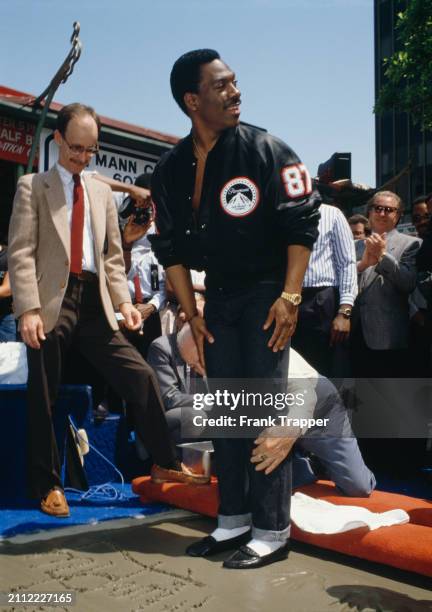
[2,48,432,570]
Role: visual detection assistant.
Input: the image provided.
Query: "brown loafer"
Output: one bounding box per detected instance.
[40,488,70,518]
[151,463,210,485]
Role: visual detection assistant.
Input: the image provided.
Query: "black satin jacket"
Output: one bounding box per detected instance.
[150,123,320,290]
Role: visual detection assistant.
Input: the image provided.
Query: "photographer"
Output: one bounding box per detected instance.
[118,173,156,270]
[93,172,155,271]
[115,172,166,355]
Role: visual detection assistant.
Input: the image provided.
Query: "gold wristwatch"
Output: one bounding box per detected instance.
[280,292,302,306]
[337,307,352,319]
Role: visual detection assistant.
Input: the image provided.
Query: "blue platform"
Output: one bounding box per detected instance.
[0,484,172,540]
[0,384,92,501]
[0,385,172,539]
[0,384,150,498]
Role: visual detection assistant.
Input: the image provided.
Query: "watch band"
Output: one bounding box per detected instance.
[280,292,302,306]
[338,307,352,319]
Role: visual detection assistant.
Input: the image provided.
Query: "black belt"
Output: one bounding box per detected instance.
[302,286,334,296]
[69,271,98,283]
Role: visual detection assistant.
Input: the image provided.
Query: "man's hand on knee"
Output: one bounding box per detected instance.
[251,427,300,475]
[20,310,46,349]
[119,302,142,331]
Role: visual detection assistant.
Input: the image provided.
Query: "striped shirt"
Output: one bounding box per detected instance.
[303,204,358,306]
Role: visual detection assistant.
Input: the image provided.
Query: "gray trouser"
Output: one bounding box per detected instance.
[294,376,376,496]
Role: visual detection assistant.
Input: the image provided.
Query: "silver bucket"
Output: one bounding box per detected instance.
[177,441,214,478]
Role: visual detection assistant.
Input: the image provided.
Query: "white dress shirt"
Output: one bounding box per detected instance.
[303,204,358,306]
[131,223,156,265]
[56,163,96,273]
[127,250,166,312]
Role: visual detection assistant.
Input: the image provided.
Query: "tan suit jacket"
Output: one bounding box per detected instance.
[8,166,131,333]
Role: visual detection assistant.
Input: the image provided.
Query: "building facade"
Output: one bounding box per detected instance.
[375,0,432,220]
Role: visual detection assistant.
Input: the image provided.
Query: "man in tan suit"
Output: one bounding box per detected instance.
[8,103,199,518]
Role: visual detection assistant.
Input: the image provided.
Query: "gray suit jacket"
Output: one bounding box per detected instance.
[147,334,193,411]
[353,229,421,350]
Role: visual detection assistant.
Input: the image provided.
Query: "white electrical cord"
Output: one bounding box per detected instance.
[64,417,127,502]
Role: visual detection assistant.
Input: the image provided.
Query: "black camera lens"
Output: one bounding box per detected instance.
[118,196,152,225]
[134,206,152,226]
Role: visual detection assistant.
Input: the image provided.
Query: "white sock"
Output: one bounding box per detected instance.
[211,526,250,542]
[246,538,286,557]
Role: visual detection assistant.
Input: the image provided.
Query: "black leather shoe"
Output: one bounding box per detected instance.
[186,531,251,557]
[222,542,289,569]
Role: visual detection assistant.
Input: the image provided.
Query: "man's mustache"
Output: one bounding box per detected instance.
[225,97,241,109]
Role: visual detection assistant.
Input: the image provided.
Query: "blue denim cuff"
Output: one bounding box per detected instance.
[252,524,290,542]
[218,513,252,529]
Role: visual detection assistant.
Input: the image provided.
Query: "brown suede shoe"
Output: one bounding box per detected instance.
[40,488,70,518]
[151,463,210,485]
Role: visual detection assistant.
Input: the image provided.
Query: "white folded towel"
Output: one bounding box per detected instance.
[291,492,409,534]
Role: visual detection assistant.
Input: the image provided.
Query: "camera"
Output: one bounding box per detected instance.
[118,196,153,226]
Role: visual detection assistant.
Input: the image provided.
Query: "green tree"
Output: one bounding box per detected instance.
[375,0,432,130]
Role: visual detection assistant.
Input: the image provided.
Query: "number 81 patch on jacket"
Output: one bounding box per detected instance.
[220,176,260,217]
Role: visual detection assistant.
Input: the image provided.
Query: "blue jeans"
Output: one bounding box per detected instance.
[0,314,16,342]
[204,280,291,541]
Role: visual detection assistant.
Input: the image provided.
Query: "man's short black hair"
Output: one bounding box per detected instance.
[134,172,152,190]
[348,214,369,226]
[348,214,370,236]
[56,102,101,137]
[170,49,220,115]
[412,195,428,208]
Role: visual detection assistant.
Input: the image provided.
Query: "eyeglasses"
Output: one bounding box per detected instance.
[370,205,399,215]
[62,135,99,155]
[412,213,431,223]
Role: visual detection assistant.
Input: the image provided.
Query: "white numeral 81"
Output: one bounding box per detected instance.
[281,163,312,198]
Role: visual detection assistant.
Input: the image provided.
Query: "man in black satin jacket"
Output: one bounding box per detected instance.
[150,49,320,570]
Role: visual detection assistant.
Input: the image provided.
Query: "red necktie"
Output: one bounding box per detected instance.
[133,274,144,303]
[70,174,84,274]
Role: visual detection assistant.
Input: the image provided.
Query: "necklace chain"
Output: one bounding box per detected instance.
[192,136,207,163]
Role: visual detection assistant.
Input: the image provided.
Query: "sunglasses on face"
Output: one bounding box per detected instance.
[370,205,399,215]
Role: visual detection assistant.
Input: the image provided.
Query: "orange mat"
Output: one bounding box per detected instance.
[131,477,432,577]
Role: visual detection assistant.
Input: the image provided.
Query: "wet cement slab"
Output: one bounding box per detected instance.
[1,515,431,612]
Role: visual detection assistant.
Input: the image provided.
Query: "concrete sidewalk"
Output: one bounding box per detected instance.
[1,515,432,612]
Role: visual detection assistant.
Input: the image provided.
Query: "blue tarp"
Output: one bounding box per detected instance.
[0,484,172,539]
